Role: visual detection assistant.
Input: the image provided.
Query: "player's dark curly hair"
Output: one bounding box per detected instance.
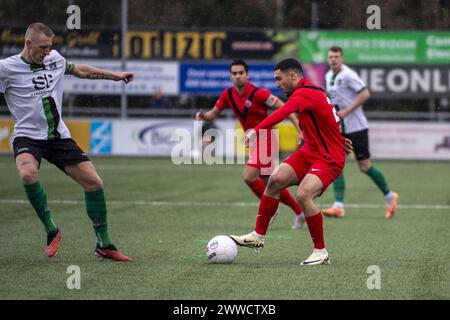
[274,58,303,75]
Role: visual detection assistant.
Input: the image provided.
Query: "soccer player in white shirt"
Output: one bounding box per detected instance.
[0,23,133,261]
[322,46,398,219]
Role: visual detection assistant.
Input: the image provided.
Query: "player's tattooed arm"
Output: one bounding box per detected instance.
[71,64,134,83]
[87,73,106,80]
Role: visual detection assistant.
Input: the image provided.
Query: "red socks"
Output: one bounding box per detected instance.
[249,179,266,198]
[254,194,279,235]
[305,212,325,249]
[280,189,302,215]
[249,178,301,215]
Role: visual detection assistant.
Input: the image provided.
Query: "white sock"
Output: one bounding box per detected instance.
[333,201,344,209]
[385,192,394,204]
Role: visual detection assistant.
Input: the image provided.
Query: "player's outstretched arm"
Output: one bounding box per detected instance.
[254,100,298,132]
[71,64,134,83]
[271,99,302,135]
[195,107,220,121]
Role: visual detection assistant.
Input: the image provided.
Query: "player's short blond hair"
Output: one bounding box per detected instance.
[25,22,55,40]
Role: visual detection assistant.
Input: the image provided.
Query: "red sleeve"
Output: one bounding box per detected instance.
[256,88,271,103]
[255,97,301,130]
[214,89,229,111]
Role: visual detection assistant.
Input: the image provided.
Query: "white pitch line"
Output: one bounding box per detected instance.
[0,163,175,171]
[0,199,449,210]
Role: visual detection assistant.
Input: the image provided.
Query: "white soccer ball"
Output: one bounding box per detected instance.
[206,235,238,264]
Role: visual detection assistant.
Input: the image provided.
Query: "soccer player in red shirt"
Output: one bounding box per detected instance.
[230,58,347,265]
[195,59,305,229]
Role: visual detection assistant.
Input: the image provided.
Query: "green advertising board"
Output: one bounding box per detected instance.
[300,31,450,64]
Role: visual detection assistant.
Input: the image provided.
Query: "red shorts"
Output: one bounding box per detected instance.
[283,148,344,193]
[246,129,278,175]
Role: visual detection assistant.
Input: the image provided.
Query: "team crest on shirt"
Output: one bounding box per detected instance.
[46,60,63,70]
[47,61,58,70]
[245,100,252,108]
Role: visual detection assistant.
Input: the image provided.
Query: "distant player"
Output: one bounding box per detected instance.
[230,58,347,265]
[195,59,305,229]
[0,23,133,261]
[322,46,398,219]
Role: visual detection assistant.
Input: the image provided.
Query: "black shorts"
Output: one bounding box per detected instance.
[13,137,90,172]
[344,129,371,161]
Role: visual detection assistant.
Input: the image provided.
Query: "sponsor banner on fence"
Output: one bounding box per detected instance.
[300,31,450,64]
[112,119,198,156]
[1,26,298,61]
[0,26,117,59]
[110,118,306,158]
[353,65,450,98]
[180,63,279,95]
[180,63,327,95]
[2,117,449,160]
[369,122,450,160]
[64,60,179,95]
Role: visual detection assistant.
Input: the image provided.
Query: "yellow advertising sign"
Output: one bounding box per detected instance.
[235,122,299,157]
[0,119,90,154]
[276,123,299,153]
[66,120,91,152]
[123,31,227,60]
[0,118,14,154]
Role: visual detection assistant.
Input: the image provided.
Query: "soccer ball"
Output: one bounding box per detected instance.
[206,235,238,264]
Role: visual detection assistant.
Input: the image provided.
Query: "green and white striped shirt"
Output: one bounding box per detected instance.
[0,50,75,142]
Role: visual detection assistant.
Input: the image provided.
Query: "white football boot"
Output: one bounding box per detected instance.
[300,248,330,265]
[229,231,265,252]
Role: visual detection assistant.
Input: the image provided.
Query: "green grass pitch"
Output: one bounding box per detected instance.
[0,155,449,299]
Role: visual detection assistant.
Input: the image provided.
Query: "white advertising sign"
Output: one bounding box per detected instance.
[111,118,239,158]
[369,122,450,160]
[113,119,195,156]
[110,119,450,160]
[64,60,179,95]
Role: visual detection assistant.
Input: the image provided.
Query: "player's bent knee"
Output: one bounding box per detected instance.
[358,160,371,173]
[242,174,256,186]
[295,189,312,206]
[267,174,285,192]
[84,177,103,191]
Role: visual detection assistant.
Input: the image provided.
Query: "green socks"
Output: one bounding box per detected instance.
[333,174,346,203]
[333,166,390,204]
[24,183,112,248]
[365,166,390,195]
[85,189,111,248]
[24,181,57,234]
